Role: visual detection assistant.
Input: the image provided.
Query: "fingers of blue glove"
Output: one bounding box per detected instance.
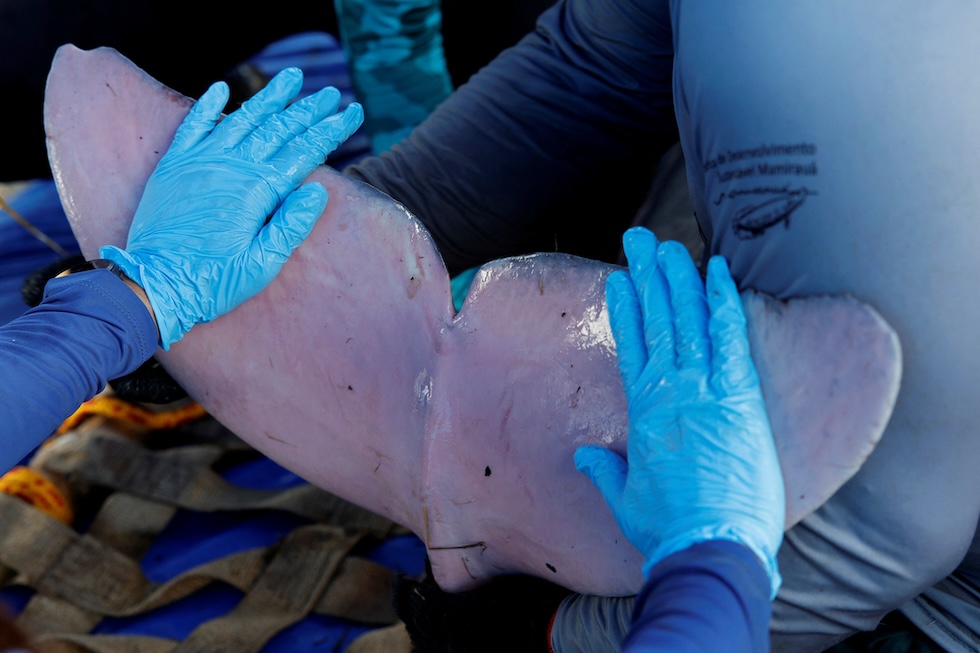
[272,103,365,185]
[249,182,329,275]
[621,228,675,375]
[657,241,710,373]
[574,446,628,517]
[705,256,757,394]
[211,67,304,148]
[606,271,647,391]
[168,81,231,155]
[240,86,343,162]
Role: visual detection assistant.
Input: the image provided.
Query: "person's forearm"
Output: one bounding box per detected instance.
[0,270,157,468]
[118,274,157,334]
[623,540,772,653]
[345,0,679,274]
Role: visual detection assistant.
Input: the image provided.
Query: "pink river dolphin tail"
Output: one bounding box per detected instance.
[43,44,901,596]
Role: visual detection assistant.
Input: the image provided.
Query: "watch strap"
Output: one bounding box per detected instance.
[60,258,128,280]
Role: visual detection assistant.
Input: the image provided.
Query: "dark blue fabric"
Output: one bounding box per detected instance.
[624,540,771,653]
[0,269,157,463]
[0,29,397,651]
[0,30,372,467]
[345,0,678,275]
[0,179,80,326]
[0,454,427,648]
[0,30,429,652]
[88,454,426,647]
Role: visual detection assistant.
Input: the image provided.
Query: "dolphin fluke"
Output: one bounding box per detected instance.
[44,44,901,595]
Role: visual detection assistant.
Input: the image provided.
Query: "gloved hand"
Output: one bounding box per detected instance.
[574,227,785,597]
[100,67,364,349]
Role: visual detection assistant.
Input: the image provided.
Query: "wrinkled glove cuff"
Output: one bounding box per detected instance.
[99,245,187,350]
[644,527,782,600]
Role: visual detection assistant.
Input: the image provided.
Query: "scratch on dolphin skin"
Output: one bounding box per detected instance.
[264,432,294,446]
[104,82,117,96]
[428,541,487,552]
[368,445,390,474]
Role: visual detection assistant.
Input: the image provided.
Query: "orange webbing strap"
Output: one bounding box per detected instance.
[0,414,413,653]
[55,396,207,435]
[0,394,207,525]
[0,467,73,525]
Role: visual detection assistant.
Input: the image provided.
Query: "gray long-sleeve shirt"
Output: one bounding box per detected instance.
[346,1,980,651]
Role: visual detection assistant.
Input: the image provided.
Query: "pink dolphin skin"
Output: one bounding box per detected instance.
[44,45,901,596]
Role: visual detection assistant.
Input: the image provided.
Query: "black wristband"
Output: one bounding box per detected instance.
[59,258,127,280]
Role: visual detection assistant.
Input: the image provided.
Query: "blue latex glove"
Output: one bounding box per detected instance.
[574,227,785,598]
[100,67,364,349]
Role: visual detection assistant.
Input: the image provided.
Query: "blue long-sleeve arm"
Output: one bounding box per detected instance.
[623,540,772,653]
[345,0,678,275]
[0,269,157,469]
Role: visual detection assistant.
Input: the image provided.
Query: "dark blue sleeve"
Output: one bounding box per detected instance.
[345,0,677,274]
[623,540,772,653]
[0,269,157,469]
